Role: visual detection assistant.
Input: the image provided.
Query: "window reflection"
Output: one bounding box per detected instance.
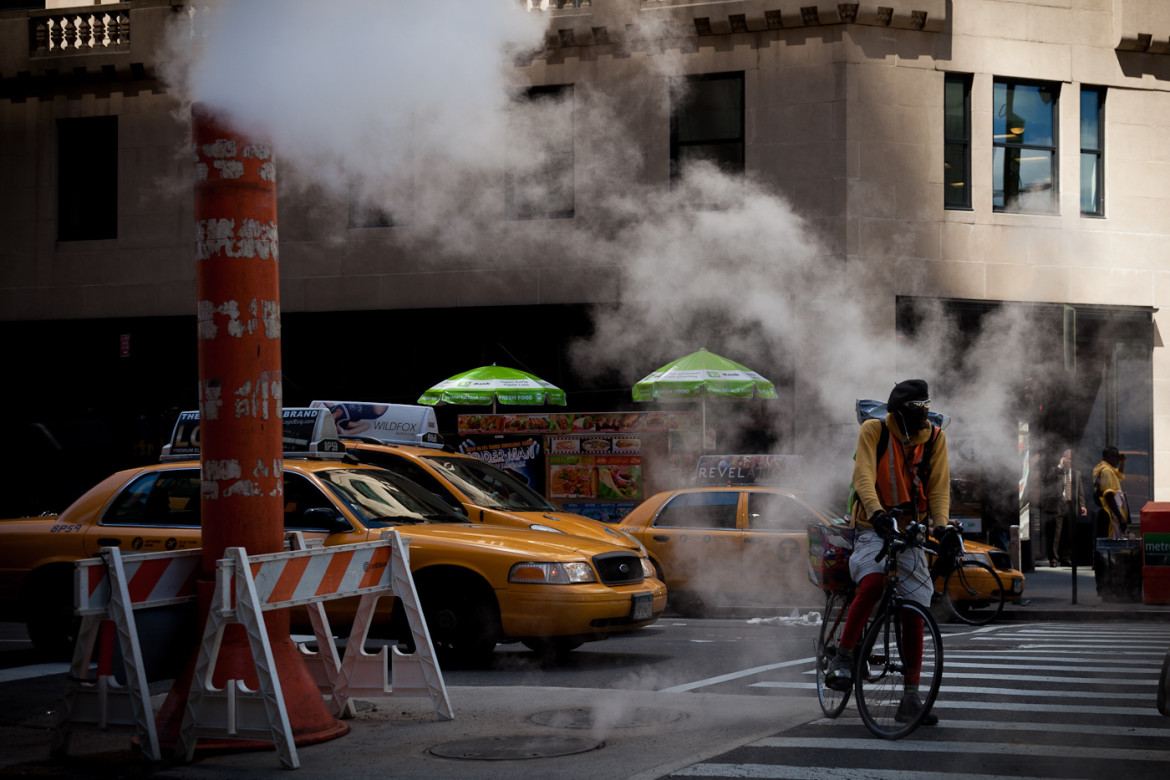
[993,81,1059,213]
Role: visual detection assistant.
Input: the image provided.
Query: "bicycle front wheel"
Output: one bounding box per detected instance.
[854,600,943,739]
[814,591,852,718]
[942,560,1005,626]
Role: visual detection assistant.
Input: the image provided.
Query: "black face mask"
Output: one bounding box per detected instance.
[896,405,930,432]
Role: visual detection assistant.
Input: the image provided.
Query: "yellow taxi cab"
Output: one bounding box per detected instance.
[618,486,830,615]
[311,401,645,552]
[1,408,665,665]
[927,535,1026,618]
[619,484,1024,618]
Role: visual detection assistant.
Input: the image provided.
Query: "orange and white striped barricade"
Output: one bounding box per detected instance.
[53,547,201,762]
[177,530,450,769]
[329,530,451,720]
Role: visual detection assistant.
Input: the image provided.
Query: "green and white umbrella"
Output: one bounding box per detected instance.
[418,364,566,413]
[633,348,777,448]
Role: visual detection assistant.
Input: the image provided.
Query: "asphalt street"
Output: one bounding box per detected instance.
[0,566,1166,779]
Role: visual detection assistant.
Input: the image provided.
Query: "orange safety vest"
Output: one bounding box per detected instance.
[874,424,940,517]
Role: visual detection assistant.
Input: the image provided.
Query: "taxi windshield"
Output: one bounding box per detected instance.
[317,468,464,527]
[422,455,554,512]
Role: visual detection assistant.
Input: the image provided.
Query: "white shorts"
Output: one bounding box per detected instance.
[848,528,934,609]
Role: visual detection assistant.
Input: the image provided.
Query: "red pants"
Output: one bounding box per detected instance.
[840,573,923,686]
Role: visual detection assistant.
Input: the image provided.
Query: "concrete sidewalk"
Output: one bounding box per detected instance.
[998,563,1169,622]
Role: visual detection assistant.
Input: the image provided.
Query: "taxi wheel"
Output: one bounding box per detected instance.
[23,567,79,660]
[669,591,709,618]
[417,574,500,668]
[522,637,584,662]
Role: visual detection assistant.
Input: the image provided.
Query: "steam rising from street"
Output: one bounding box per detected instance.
[162,3,1063,701]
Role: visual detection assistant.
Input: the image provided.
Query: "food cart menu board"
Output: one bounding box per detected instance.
[458,411,698,435]
[549,453,642,501]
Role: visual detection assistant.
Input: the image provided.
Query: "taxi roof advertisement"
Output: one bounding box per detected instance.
[311,401,442,448]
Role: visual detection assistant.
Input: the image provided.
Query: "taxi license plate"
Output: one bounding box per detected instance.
[630,593,653,621]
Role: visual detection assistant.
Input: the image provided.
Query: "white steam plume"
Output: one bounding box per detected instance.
[161,1,1056,506]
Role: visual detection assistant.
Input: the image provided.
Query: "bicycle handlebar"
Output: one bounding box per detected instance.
[874,520,930,563]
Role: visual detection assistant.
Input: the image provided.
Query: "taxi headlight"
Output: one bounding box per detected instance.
[640,557,656,579]
[528,523,566,534]
[960,551,992,567]
[509,561,597,584]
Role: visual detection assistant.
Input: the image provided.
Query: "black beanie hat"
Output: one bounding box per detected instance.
[888,379,929,410]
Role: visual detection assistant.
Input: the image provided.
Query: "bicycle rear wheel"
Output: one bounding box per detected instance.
[854,601,943,739]
[814,591,852,718]
[942,560,1005,626]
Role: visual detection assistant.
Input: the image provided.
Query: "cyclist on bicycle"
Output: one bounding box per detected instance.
[826,379,959,726]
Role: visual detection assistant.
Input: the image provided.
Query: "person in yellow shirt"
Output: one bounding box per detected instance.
[1092,446,1130,539]
[825,379,957,726]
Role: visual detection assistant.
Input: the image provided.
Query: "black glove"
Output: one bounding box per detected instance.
[933,524,961,558]
[869,510,895,538]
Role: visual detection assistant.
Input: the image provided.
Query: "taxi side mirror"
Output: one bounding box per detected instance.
[302,507,353,535]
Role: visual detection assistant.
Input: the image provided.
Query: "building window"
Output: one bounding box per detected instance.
[993,80,1059,214]
[57,116,117,241]
[1080,87,1105,217]
[670,71,745,184]
[944,74,971,210]
[506,84,574,220]
[347,184,396,229]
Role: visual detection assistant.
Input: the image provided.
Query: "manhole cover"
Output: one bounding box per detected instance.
[529,706,688,730]
[427,735,603,760]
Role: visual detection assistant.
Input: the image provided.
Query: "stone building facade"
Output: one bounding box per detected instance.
[1,1,1168,531]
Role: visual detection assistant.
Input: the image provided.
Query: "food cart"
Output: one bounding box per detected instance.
[457,411,701,522]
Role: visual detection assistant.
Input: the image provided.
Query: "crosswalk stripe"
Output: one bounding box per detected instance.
[673,765,1044,779]
[660,657,815,693]
[750,737,1170,763]
[928,669,1153,685]
[945,654,1160,667]
[808,717,1170,738]
[752,681,1145,699]
[750,682,1162,714]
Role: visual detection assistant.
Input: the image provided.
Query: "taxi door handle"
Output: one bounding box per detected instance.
[97,538,122,546]
[653,535,670,541]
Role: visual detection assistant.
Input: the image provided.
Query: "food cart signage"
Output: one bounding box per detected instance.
[694,454,801,486]
[458,411,698,435]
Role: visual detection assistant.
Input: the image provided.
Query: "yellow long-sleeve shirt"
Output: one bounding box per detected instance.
[851,413,950,534]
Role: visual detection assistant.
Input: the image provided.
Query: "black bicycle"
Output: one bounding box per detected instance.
[814,586,854,719]
[932,530,1005,626]
[813,521,945,737]
[853,522,945,739]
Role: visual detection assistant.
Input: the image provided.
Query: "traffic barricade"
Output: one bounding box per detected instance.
[53,547,201,762]
[177,530,450,770]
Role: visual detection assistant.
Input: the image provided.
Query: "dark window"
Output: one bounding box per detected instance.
[1080,87,1105,217]
[355,451,466,514]
[506,84,574,220]
[993,80,1059,214]
[347,196,393,228]
[104,470,201,528]
[654,491,739,529]
[283,473,345,531]
[57,116,117,240]
[944,74,972,210]
[670,72,745,184]
[347,180,408,228]
[746,492,809,532]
